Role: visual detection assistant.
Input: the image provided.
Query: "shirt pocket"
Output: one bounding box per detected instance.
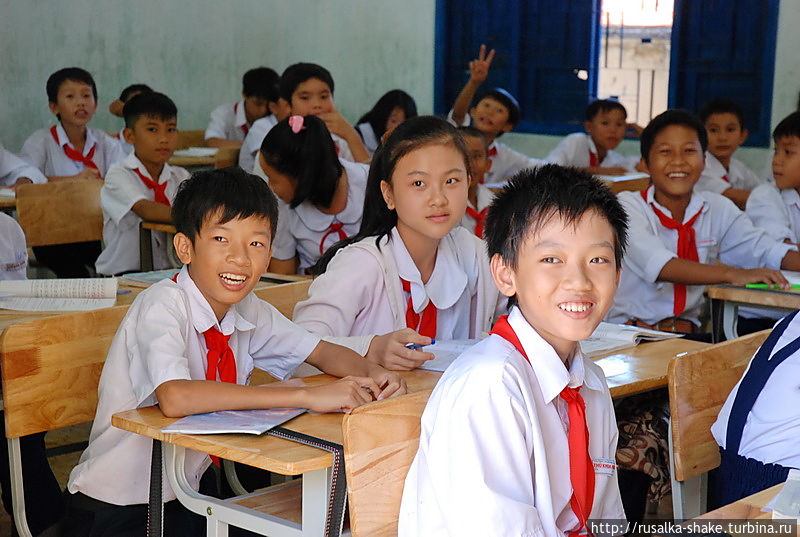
[696,238,719,264]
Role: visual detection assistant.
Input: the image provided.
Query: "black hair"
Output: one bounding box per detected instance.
[474,88,521,130]
[357,90,418,141]
[279,63,335,103]
[585,99,628,121]
[123,92,178,129]
[46,67,97,103]
[312,115,471,275]
[259,115,343,209]
[242,67,280,101]
[773,111,800,142]
[172,167,279,242]
[699,98,745,127]
[119,84,153,103]
[640,109,708,161]
[457,126,490,148]
[486,164,628,275]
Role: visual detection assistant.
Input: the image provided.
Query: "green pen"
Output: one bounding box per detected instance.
[745,283,800,289]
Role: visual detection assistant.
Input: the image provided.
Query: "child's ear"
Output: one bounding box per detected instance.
[48,101,59,116]
[173,233,194,265]
[123,127,135,145]
[740,128,749,144]
[490,254,517,298]
[639,157,650,175]
[380,180,395,210]
[584,120,593,134]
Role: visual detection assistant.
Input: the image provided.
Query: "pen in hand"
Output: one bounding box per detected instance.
[405,339,435,351]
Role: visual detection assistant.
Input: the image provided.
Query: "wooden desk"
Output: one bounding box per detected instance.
[707,285,800,342]
[602,174,650,194]
[0,195,16,209]
[168,155,216,168]
[695,483,783,521]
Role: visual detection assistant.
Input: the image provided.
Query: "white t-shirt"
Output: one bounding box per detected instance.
[21,124,125,177]
[712,314,800,469]
[271,159,368,272]
[95,152,190,276]
[356,122,380,155]
[204,100,249,142]
[0,213,27,280]
[399,306,625,537]
[696,152,763,195]
[67,265,321,505]
[0,143,46,186]
[608,187,794,326]
[746,183,800,243]
[239,115,278,171]
[546,132,639,172]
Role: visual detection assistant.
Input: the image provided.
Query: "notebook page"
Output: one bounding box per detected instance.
[0,297,116,311]
[162,408,305,435]
[0,278,117,298]
[419,339,482,372]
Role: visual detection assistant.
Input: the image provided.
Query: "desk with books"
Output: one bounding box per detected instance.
[707,284,800,342]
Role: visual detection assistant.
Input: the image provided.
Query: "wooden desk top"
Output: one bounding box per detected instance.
[602,175,650,194]
[141,221,176,233]
[707,284,800,310]
[0,196,16,209]
[168,155,216,168]
[695,483,782,521]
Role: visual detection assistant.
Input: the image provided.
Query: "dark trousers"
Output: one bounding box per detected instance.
[0,414,65,535]
[32,241,101,278]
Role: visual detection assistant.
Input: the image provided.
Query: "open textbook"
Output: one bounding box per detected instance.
[0,278,118,311]
[162,407,306,435]
[118,269,180,288]
[580,322,682,357]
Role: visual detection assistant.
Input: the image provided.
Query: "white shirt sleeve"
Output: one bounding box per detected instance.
[746,184,792,241]
[495,145,545,179]
[695,171,731,195]
[715,197,794,269]
[271,202,298,261]
[545,133,583,166]
[617,193,677,282]
[0,213,27,280]
[101,165,149,225]
[445,108,471,127]
[204,103,231,140]
[0,143,47,185]
[20,130,48,173]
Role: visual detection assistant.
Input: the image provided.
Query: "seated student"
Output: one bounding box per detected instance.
[238,75,287,173]
[260,115,370,275]
[447,45,543,183]
[0,142,46,188]
[20,67,125,278]
[399,165,627,536]
[204,67,279,148]
[457,126,494,239]
[65,167,406,535]
[696,98,763,209]
[546,99,641,175]
[107,83,154,156]
[711,310,800,506]
[293,116,502,368]
[95,92,190,276]
[356,89,418,155]
[607,110,800,335]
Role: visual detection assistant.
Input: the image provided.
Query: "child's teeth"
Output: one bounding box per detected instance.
[560,303,589,312]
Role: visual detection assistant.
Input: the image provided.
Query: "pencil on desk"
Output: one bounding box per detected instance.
[745,283,800,289]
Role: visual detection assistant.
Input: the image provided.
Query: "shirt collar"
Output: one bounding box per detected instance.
[390,227,468,312]
[781,187,800,208]
[643,185,708,224]
[121,152,173,184]
[55,123,97,156]
[476,184,494,210]
[292,160,361,231]
[173,265,255,336]
[234,99,248,129]
[506,306,603,403]
[704,151,726,175]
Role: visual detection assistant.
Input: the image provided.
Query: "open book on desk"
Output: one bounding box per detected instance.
[162,407,306,435]
[0,278,118,311]
[580,322,682,358]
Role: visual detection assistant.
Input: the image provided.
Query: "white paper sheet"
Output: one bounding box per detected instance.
[419,339,482,372]
[0,188,15,198]
[0,278,118,311]
[0,297,116,311]
[173,147,218,157]
[162,407,305,435]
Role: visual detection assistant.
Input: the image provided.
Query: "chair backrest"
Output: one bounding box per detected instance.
[342,389,432,537]
[16,179,104,246]
[254,279,312,319]
[668,329,769,482]
[177,129,206,149]
[0,306,128,438]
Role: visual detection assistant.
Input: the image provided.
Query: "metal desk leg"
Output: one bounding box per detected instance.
[140,224,154,271]
[302,467,332,536]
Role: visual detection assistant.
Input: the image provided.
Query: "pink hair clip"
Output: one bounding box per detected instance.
[288,115,305,134]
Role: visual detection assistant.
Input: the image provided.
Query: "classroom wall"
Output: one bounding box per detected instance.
[2,0,798,173]
[0,0,436,152]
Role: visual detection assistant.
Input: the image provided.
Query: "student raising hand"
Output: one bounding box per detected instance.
[469,44,496,84]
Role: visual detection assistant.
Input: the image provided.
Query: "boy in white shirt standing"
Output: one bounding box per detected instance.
[95,92,190,276]
[458,126,494,238]
[400,165,626,536]
[67,167,406,535]
[205,67,279,148]
[696,98,763,209]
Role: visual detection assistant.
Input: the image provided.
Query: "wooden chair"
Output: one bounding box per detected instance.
[342,389,432,537]
[16,179,104,247]
[667,329,770,519]
[176,129,206,149]
[0,306,129,537]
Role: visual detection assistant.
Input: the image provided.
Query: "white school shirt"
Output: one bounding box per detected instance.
[238,114,278,171]
[0,143,46,186]
[204,100,249,142]
[696,152,763,195]
[0,213,27,280]
[445,109,544,183]
[21,124,124,178]
[711,314,800,469]
[546,132,639,172]
[67,265,320,505]
[746,183,800,243]
[460,184,495,236]
[398,306,624,537]
[293,226,504,356]
[114,128,134,158]
[356,122,380,155]
[271,159,368,272]
[94,152,190,276]
[608,187,794,326]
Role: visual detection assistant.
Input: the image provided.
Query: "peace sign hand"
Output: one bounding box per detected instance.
[469,44,496,84]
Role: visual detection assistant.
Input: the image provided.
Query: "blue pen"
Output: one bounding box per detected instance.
[406,339,435,351]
